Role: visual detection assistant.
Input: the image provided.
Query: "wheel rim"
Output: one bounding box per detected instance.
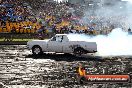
[77,50,81,54]
[34,47,41,54]
[74,50,82,55]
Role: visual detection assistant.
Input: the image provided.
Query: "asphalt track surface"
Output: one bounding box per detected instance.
[0,45,132,88]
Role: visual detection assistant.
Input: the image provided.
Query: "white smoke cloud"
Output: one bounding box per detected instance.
[80,0,132,30]
[122,0,132,3]
[69,0,132,56]
[68,28,132,56]
[95,28,132,56]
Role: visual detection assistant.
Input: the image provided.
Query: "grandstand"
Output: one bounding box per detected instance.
[0,0,128,36]
[0,21,41,33]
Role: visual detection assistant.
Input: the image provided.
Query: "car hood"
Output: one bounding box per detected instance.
[31,39,50,42]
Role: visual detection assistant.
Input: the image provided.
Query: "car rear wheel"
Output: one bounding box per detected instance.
[32,46,43,55]
[74,47,84,55]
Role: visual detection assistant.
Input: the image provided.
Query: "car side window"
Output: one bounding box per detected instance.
[61,36,63,42]
[56,36,63,42]
[51,36,63,42]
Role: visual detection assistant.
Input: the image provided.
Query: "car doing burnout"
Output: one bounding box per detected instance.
[27,34,97,55]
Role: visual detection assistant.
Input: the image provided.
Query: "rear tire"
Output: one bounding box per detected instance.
[32,45,43,55]
[73,47,84,56]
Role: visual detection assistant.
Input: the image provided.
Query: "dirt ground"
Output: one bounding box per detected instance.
[0,45,132,88]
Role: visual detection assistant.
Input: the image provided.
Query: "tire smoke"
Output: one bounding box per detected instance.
[68,28,132,56]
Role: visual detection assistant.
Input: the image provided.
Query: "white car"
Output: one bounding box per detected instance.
[27,34,97,55]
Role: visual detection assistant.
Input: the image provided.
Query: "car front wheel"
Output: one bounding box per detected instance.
[32,45,43,55]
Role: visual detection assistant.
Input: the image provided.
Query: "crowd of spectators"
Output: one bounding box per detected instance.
[0,0,130,36]
[0,0,33,25]
[28,0,99,35]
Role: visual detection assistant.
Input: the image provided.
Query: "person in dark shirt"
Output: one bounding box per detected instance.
[128,28,132,35]
[128,28,131,32]
[11,26,16,33]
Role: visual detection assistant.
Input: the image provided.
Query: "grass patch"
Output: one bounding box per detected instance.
[0,38,37,41]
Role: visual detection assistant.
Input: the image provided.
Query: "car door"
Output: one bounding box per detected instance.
[47,36,63,53]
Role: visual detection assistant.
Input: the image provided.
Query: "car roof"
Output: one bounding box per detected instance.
[55,34,68,36]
